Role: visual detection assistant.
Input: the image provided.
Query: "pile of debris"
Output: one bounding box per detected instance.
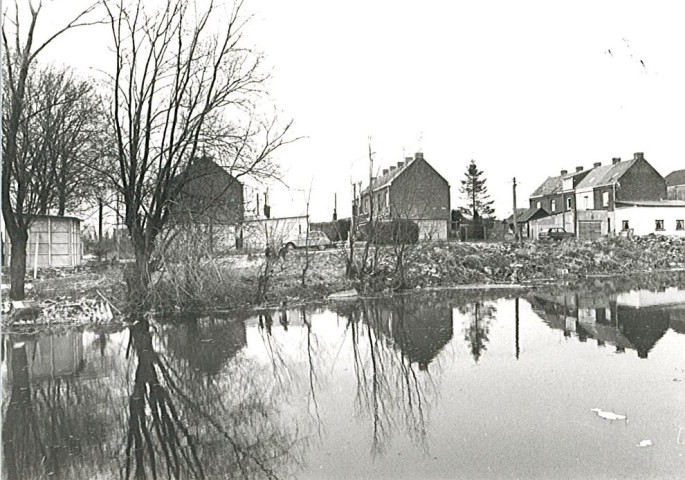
[367,235,685,291]
[2,296,119,328]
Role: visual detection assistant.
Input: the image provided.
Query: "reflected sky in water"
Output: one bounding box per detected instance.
[3,286,685,480]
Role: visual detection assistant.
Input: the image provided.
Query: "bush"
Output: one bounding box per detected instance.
[311,218,351,242]
[361,219,419,245]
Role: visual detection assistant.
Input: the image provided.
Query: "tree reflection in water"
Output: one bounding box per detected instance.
[345,297,451,457]
[459,302,496,363]
[126,316,308,480]
[2,335,122,480]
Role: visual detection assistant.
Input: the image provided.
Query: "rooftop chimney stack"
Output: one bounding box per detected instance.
[397,161,405,168]
[561,169,568,176]
[593,162,601,168]
[382,168,389,175]
[634,152,644,160]
[414,152,424,160]
[404,156,412,163]
[612,157,621,165]
[389,165,396,172]
[576,166,583,172]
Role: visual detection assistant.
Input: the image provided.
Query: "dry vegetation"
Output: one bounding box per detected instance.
[4,235,684,329]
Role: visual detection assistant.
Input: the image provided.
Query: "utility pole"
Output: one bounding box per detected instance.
[512,177,520,245]
[333,193,337,221]
[368,140,374,226]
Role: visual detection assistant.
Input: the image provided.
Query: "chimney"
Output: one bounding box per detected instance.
[371,176,377,183]
[382,168,389,175]
[414,152,424,160]
[560,169,568,176]
[576,166,583,172]
[612,157,621,165]
[397,161,405,169]
[389,165,396,172]
[634,152,644,160]
[593,162,601,168]
[404,156,412,163]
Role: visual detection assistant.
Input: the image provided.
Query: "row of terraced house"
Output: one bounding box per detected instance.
[514,152,685,239]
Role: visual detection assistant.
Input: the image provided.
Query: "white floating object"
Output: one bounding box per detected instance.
[590,408,627,421]
[636,440,653,447]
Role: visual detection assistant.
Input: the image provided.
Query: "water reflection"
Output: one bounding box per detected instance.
[3,284,685,480]
[2,332,123,479]
[530,287,685,358]
[339,296,453,456]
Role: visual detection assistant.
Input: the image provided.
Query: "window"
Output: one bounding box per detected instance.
[677,219,684,231]
[536,201,541,209]
[551,199,556,212]
[602,191,609,207]
[655,219,664,231]
[567,197,572,210]
[622,220,629,230]
[385,190,389,208]
[583,195,590,209]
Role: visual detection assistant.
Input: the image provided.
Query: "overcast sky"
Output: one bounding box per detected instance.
[32,0,685,222]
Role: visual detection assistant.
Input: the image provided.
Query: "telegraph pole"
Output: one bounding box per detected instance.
[512,177,520,245]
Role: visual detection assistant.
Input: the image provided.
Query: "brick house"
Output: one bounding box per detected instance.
[353,152,450,240]
[172,156,244,225]
[529,152,680,239]
[666,169,685,201]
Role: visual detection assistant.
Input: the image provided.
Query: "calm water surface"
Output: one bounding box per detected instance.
[2,286,685,479]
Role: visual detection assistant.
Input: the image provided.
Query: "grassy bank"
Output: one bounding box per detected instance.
[3,235,684,329]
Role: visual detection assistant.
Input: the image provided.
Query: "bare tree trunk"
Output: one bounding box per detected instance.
[8,230,29,300]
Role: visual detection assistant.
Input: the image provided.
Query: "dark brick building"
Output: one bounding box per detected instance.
[666,169,685,201]
[574,153,666,212]
[172,156,244,225]
[353,152,450,239]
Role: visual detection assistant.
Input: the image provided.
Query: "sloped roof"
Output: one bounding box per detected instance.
[575,159,636,190]
[665,169,685,186]
[530,175,562,198]
[362,159,415,195]
[506,207,548,224]
[615,199,685,207]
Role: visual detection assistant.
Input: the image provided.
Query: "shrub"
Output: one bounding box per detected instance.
[311,218,351,242]
[361,219,419,245]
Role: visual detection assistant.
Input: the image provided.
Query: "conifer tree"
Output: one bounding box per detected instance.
[459,160,495,220]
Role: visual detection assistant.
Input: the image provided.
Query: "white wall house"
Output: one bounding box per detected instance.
[614,201,685,237]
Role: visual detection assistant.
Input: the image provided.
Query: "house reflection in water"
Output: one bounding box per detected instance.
[4,331,84,384]
[530,288,685,358]
[162,315,247,376]
[362,297,454,370]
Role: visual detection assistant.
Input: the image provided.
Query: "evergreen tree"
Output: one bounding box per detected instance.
[459,159,495,220]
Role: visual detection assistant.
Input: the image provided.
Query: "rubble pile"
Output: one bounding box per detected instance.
[2,297,118,328]
[373,235,685,290]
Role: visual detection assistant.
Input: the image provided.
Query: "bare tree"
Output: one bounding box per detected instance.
[2,1,102,300]
[103,0,294,305]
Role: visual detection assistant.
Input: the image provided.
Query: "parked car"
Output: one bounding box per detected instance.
[283,231,333,250]
[539,227,574,241]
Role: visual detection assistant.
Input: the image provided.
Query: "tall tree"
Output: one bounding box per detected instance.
[103,0,294,305]
[459,159,495,220]
[2,1,101,300]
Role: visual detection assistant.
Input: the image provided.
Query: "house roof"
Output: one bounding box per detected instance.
[615,199,685,208]
[574,159,637,190]
[530,176,562,198]
[665,169,685,186]
[506,207,548,224]
[362,158,415,195]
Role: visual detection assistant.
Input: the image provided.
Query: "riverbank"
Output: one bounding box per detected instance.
[3,235,684,329]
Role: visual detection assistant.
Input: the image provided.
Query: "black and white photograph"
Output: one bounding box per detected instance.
[1,1,684,479]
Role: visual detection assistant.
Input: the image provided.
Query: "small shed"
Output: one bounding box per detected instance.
[4,215,82,268]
